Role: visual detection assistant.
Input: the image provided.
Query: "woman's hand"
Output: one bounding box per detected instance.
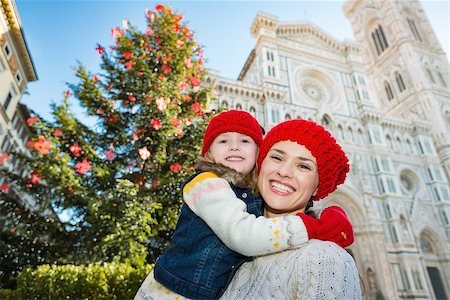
[297,206,354,248]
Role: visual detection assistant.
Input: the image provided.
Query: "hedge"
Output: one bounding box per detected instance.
[4,262,152,299]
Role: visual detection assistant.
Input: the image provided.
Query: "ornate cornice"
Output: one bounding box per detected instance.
[207,73,264,101]
[359,105,430,134]
[250,12,279,37]
[262,82,286,102]
[1,0,37,81]
[276,22,360,55]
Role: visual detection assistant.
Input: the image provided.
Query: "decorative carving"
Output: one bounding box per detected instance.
[9,55,18,73]
[0,33,6,46]
[402,104,426,122]
[300,78,326,101]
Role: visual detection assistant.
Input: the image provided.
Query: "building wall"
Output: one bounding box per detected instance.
[211,1,450,299]
[0,0,37,207]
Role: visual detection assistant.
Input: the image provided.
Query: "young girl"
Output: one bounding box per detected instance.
[134,110,353,300]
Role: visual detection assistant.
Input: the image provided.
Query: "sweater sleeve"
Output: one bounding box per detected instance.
[183,172,309,257]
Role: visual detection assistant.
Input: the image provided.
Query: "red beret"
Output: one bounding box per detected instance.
[257,119,349,200]
[202,110,263,156]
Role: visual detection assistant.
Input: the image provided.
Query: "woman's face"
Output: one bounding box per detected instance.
[258,141,319,217]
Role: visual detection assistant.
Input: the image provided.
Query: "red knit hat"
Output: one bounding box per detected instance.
[257,119,349,200]
[202,110,263,156]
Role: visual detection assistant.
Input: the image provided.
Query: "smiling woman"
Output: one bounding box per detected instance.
[220,119,361,299]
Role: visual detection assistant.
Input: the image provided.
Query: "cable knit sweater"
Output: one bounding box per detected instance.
[220,239,362,300]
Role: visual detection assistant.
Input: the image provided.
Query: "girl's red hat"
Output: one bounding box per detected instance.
[202,110,263,156]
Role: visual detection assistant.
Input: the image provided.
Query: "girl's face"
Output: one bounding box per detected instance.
[209,132,258,174]
[257,141,319,217]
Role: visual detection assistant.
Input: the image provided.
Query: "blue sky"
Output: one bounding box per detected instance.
[16,0,449,122]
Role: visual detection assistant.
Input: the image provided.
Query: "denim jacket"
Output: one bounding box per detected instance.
[154,163,262,299]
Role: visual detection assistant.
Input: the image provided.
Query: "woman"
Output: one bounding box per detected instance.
[186,120,361,299]
[222,119,361,299]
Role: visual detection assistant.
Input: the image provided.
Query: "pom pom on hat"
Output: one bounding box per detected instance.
[202,110,263,156]
[257,119,349,200]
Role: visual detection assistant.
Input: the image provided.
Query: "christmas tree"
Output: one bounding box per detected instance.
[0,4,213,288]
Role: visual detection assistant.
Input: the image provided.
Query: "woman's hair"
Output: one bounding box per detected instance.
[304,197,315,215]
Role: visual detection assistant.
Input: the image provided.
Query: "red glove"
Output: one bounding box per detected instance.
[317,206,354,248]
[297,213,320,240]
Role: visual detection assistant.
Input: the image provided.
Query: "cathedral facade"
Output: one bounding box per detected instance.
[207,0,450,299]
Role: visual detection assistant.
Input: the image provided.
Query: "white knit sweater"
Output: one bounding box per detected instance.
[220,239,362,300]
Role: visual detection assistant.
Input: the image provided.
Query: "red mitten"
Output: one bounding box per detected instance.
[297,213,320,240]
[317,206,354,248]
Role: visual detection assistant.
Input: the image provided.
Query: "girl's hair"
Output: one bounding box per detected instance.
[200,151,258,189]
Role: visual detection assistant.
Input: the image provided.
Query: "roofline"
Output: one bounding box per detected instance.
[1,0,38,81]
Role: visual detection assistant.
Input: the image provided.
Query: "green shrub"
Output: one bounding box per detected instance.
[12,262,152,299]
[0,288,16,300]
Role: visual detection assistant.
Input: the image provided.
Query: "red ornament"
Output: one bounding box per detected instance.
[151,118,162,130]
[29,171,41,185]
[75,158,92,174]
[191,102,201,113]
[96,44,105,55]
[70,143,82,157]
[189,76,201,87]
[0,182,11,193]
[53,128,63,137]
[34,136,53,155]
[139,146,151,161]
[0,153,9,164]
[110,27,123,38]
[170,117,180,127]
[170,162,182,173]
[27,116,38,126]
[123,50,132,60]
[104,149,117,161]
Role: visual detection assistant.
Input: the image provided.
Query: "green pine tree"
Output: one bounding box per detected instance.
[0,4,213,288]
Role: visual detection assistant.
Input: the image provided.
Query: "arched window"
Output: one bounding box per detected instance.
[420,237,433,253]
[386,135,393,150]
[440,210,449,225]
[396,137,403,152]
[321,116,332,131]
[348,127,354,143]
[395,72,406,92]
[406,139,415,154]
[400,216,412,243]
[371,25,389,55]
[426,68,435,84]
[285,113,291,120]
[437,72,447,87]
[357,129,364,144]
[249,106,256,118]
[337,125,345,141]
[407,18,422,42]
[384,81,394,101]
[235,103,242,110]
[271,109,280,123]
